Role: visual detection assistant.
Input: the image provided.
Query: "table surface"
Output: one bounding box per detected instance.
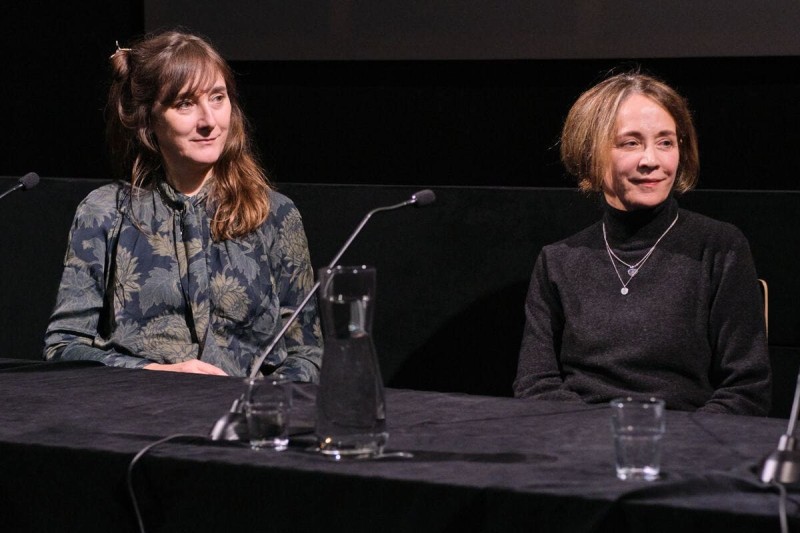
[0,359,796,533]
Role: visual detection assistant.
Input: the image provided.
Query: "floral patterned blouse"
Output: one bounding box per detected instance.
[44,180,322,381]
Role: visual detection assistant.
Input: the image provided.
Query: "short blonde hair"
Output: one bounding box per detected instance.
[560,72,699,194]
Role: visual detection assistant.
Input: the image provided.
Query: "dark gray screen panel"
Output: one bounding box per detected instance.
[145,1,800,60]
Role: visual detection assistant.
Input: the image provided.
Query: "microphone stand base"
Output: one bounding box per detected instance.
[760,449,800,484]
[209,397,247,442]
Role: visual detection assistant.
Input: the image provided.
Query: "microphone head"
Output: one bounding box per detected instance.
[19,172,40,191]
[411,189,436,207]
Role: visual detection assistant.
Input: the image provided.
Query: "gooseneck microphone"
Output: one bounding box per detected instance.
[0,172,40,202]
[320,188,435,276]
[209,188,436,441]
[760,368,800,483]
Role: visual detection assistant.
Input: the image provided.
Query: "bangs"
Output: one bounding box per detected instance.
[156,46,228,105]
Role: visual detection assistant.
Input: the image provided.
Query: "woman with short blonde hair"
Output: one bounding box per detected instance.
[514,71,771,415]
[560,72,699,194]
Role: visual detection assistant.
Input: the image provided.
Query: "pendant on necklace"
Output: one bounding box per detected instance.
[627,268,638,277]
[621,287,629,295]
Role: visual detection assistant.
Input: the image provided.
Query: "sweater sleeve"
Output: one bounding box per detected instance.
[267,200,323,383]
[699,229,772,415]
[513,250,583,402]
[43,186,149,369]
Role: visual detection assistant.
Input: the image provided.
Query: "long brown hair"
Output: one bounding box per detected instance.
[560,71,700,195]
[106,30,270,241]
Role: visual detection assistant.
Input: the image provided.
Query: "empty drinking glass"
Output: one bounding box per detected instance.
[610,397,665,481]
[243,377,292,451]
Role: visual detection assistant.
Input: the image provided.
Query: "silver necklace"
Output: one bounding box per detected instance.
[602,213,679,295]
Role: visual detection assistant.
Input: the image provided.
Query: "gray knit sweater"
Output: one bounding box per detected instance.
[514,197,771,416]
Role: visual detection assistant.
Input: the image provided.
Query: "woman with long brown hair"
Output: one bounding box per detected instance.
[44,30,321,380]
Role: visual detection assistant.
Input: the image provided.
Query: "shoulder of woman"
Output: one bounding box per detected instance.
[68,182,130,232]
[544,220,602,251]
[679,208,748,243]
[79,181,127,209]
[246,189,302,239]
[267,189,296,211]
[266,190,304,226]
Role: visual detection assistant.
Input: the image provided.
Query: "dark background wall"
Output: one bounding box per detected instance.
[3,179,798,417]
[2,2,799,413]
[4,2,800,190]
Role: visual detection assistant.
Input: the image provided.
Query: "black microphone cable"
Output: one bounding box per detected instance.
[127,433,208,533]
[772,480,790,533]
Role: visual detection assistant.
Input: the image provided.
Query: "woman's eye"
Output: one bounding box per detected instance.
[175,100,193,110]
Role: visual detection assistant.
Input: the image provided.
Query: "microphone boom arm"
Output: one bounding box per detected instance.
[248,194,427,378]
[0,183,23,202]
[211,189,435,440]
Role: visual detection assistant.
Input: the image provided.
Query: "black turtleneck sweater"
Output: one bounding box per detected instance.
[513,197,771,416]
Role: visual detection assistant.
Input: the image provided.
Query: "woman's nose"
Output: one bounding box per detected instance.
[197,101,217,130]
[638,144,659,168]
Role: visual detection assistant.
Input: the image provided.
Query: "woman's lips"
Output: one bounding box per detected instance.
[630,177,663,185]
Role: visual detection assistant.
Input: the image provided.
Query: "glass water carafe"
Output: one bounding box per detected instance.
[315,265,387,458]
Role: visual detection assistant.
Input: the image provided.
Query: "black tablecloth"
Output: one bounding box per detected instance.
[0,360,796,532]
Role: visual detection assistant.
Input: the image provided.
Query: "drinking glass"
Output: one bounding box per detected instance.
[243,377,292,451]
[610,397,665,481]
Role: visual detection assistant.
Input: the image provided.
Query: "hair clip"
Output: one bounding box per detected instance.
[110,40,132,59]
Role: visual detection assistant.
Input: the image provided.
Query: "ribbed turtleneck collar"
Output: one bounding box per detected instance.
[602,196,679,250]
